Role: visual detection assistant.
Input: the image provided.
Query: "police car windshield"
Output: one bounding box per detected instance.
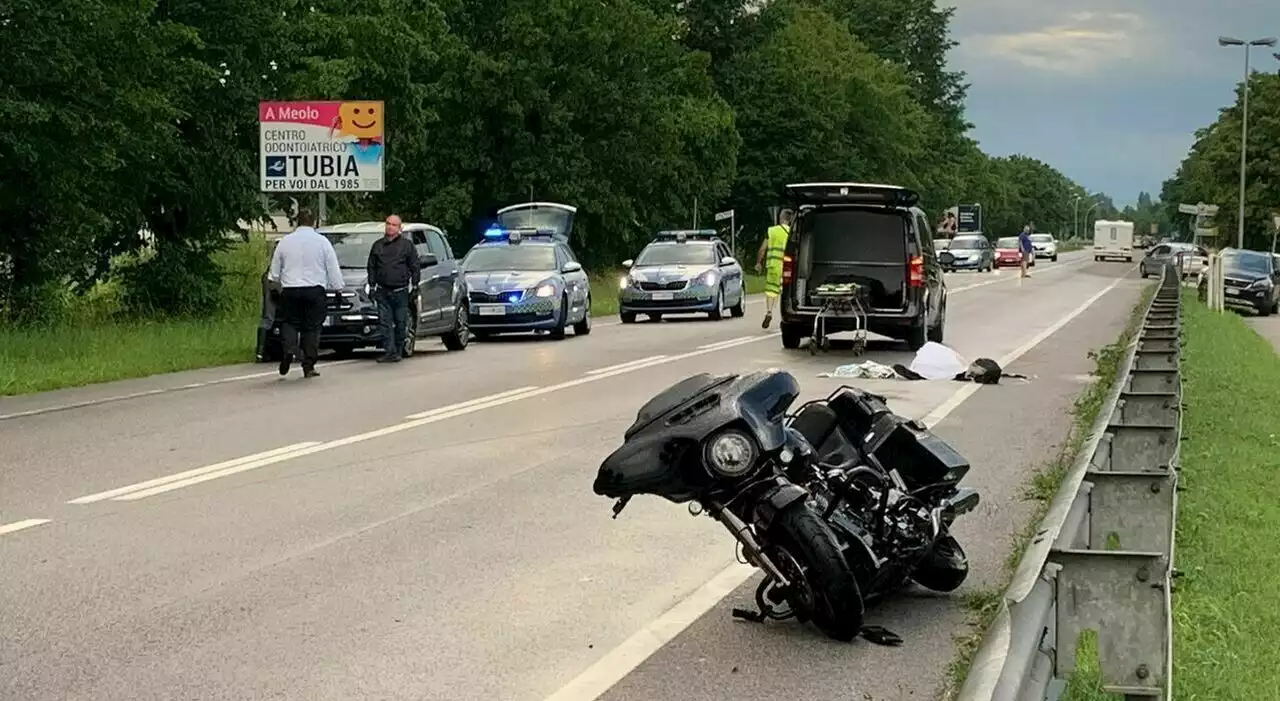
[325,233,378,269]
[635,243,717,266]
[464,245,558,272]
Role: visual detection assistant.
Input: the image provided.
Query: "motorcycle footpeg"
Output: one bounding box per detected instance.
[732,607,767,623]
[859,625,903,647]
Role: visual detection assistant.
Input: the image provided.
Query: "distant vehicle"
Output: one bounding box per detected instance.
[777,182,947,351]
[933,238,951,252]
[1198,248,1280,316]
[1029,233,1058,261]
[938,234,993,272]
[461,202,592,340]
[260,221,470,360]
[993,236,1034,268]
[618,230,746,323]
[1141,242,1207,280]
[1138,235,1156,249]
[1093,220,1134,262]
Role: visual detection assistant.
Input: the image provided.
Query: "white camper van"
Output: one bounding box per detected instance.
[1094,220,1134,262]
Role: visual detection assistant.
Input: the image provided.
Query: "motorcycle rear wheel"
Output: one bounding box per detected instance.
[768,504,865,641]
[911,534,969,593]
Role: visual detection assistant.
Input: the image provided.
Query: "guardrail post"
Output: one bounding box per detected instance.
[955,263,1181,701]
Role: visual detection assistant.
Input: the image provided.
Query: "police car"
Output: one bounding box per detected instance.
[618,230,746,323]
[461,202,592,340]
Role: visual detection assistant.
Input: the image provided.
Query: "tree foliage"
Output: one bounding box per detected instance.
[1162,72,1280,249]
[1,0,1097,323]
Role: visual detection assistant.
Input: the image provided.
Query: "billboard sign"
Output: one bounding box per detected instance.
[259,101,384,192]
[956,203,982,233]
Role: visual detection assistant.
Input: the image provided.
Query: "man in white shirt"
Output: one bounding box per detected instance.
[267,209,344,378]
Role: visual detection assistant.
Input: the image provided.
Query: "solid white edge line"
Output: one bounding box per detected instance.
[404,386,540,419]
[586,356,668,376]
[540,260,1135,701]
[0,518,52,536]
[542,563,757,701]
[68,442,323,504]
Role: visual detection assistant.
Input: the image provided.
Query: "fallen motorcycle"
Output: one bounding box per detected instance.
[593,369,980,642]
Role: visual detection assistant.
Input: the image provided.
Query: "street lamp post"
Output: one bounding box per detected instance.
[1083,201,1103,243]
[1072,195,1082,241]
[1219,36,1278,249]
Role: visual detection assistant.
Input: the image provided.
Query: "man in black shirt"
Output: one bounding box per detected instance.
[367,214,421,363]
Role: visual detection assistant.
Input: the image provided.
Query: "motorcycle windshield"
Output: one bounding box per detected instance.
[593,370,801,501]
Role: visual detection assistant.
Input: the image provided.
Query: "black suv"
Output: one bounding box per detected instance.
[261,221,470,359]
[778,182,947,350]
[1198,247,1280,316]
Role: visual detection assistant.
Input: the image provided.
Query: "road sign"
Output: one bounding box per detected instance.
[714,210,733,222]
[1178,202,1219,216]
[956,203,982,233]
[259,101,385,193]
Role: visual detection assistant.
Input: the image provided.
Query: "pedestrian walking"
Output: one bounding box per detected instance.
[755,209,792,329]
[1018,225,1034,278]
[367,214,421,363]
[267,209,344,378]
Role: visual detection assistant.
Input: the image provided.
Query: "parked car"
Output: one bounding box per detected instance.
[1141,242,1207,279]
[1030,233,1058,261]
[777,182,946,350]
[1198,248,1280,315]
[462,201,592,340]
[993,236,1034,268]
[260,221,470,360]
[938,234,993,272]
[618,230,745,322]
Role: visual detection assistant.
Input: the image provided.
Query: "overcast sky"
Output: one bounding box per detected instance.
[949,0,1280,206]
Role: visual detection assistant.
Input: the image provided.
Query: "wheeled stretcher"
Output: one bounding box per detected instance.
[808,282,869,355]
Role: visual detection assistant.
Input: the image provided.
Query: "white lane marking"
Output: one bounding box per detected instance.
[71,335,778,503]
[697,335,758,350]
[404,386,540,419]
[586,356,668,376]
[0,519,52,537]
[946,255,1088,294]
[921,264,1138,427]
[68,442,323,504]
[0,360,361,422]
[543,563,757,701]
[539,261,1134,701]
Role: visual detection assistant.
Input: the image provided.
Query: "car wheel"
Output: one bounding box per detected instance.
[1051,255,1058,262]
[730,291,745,318]
[905,318,928,351]
[402,314,418,358]
[927,303,946,343]
[573,297,592,336]
[781,323,804,349]
[709,286,726,320]
[620,310,637,324]
[549,295,569,340]
[442,305,470,351]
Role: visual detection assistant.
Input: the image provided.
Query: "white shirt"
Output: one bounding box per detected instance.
[268,226,345,290]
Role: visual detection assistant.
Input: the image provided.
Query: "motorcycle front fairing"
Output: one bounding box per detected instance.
[593,370,802,503]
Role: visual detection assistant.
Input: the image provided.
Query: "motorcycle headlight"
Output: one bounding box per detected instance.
[703,429,758,478]
[535,283,557,298]
[697,270,720,287]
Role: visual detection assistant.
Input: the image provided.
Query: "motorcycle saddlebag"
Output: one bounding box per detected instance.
[863,415,969,489]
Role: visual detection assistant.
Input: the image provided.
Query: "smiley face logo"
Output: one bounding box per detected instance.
[332,101,383,141]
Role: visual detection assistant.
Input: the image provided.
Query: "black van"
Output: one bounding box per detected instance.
[778,182,947,350]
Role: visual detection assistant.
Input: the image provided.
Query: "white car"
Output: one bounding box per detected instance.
[1030,234,1058,261]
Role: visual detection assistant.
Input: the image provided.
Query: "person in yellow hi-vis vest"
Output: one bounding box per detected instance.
[755,209,793,329]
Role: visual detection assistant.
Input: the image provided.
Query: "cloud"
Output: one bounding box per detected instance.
[959,10,1146,76]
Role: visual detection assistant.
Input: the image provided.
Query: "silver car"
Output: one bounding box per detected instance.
[1141,242,1207,279]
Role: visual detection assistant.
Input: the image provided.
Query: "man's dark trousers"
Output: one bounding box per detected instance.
[279,286,327,371]
[377,286,411,358]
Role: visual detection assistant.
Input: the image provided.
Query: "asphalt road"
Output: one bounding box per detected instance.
[0,252,1147,701]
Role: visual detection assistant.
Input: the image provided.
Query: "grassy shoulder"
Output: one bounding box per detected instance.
[0,242,765,397]
[1167,292,1280,700]
[941,281,1155,699]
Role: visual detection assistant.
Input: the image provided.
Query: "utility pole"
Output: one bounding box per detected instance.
[1219,36,1278,249]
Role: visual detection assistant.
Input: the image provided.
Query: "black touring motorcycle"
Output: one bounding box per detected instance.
[593,369,979,642]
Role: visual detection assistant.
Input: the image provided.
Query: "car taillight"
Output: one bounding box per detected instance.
[909,256,924,287]
[782,255,794,284]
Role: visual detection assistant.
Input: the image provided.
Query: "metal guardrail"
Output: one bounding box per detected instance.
[958,263,1181,701]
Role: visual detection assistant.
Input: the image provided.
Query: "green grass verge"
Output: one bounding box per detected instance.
[940,280,1156,699]
[0,244,766,397]
[1166,290,1280,700]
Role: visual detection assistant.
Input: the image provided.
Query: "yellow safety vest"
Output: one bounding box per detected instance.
[766,224,790,266]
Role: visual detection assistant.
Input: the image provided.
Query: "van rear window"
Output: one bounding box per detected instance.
[802,209,907,263]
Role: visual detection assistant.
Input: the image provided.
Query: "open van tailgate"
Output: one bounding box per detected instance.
[792,208,909,311]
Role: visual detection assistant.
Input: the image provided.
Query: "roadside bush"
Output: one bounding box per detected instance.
[118,242,237,318]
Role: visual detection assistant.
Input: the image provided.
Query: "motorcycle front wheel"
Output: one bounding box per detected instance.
[911,534,969,593]
[768,504,865,642]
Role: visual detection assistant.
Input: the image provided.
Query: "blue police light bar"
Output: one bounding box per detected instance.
[655,229,718,242]
[482,226,558,242]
